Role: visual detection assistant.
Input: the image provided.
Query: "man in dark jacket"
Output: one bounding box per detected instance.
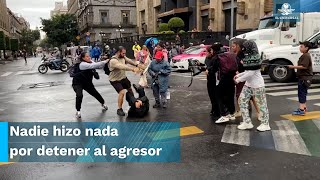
[126,84,149,118]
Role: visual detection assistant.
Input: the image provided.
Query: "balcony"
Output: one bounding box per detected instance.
[157,7,193,18]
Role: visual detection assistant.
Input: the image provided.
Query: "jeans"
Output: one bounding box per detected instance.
[152,83,166,104]
[72,84,105,111]
[52,59,61,69]
[298,79,308,103]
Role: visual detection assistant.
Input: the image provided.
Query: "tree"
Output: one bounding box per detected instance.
[20,29,40,50]
[41,14,79,47]
[159,23,169,32]
[168,17,185,33]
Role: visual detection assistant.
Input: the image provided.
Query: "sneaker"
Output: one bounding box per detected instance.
[292,109,305,116]
[117,108,125,116]
[102,104,108,111]
[75,111,81,119]
[162,102,167,109]
[228,114,236,121]
[237,122,254,130]
[215,116,230,124]
[234,111,242,118]
[257,124,271,132]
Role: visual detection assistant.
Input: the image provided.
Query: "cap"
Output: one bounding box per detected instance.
[154,51,163,60]
[299,41,313,49]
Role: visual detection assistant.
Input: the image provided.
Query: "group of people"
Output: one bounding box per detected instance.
[204,39,271,132]
[71,43,171,118]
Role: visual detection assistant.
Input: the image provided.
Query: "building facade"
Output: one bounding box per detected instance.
[8,8,25,39]
[67,0,79,15]
[51,1,68,17]
[0,0,10,36]
[137,0,274,34]
[78,0,137,45]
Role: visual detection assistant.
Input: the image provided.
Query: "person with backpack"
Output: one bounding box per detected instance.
[215,43,238,124]
[108,46,142,116]
[234,40,270,132]
[72,52,109,119]
[148,50,171,108]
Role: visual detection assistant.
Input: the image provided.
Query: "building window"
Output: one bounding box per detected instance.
[121,10,130,24]
[100,11,109,24]
[140,10,145,23]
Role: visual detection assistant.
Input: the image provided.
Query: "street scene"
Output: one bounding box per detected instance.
[1,0,320,179]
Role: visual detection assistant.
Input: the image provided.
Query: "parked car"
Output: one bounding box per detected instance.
[171,45,229,71]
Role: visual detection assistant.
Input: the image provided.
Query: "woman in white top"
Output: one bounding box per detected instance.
[234,40,271,132]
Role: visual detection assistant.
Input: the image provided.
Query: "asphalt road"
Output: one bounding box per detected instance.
[0,57,320,180]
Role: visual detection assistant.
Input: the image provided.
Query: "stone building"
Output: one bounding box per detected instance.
[51,1,68,17]
[0,0,10,36]
[77,0,137,45]
[136,0,274,34]
[67,0,79,15]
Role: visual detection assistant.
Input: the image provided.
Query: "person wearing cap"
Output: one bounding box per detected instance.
[148,50,171,108]
[108,46,143,116]
[288,41,314,116]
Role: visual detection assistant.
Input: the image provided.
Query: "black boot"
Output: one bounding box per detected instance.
[153,101,161,108]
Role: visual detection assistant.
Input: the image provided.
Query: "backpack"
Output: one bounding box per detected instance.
[218,53,238,75]
[68,63,81,77]
[103,59,112,75]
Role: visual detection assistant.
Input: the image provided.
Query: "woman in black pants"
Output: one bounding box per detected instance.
[72,52,108,118]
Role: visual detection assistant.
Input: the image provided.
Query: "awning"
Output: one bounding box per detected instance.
[157,7,193,18]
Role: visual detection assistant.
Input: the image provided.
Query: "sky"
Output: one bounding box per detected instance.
[7,0,68,30]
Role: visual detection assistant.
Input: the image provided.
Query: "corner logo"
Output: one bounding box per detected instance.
[278,3,295,15]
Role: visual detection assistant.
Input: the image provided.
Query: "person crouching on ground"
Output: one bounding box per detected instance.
[72,52,109,119]
[126,84,149,118]
[288,41,314,116]
[234,40,270,132]
[148,50,171,108]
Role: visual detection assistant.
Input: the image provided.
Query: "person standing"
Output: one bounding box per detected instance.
[148,50,171,108]
[289,41,314,115]
[22,49,27,64]
[132,41,141,60]
[234,40,270,132]
[108,46,141,116]
[204,44,220,117]
[72,52,108,119]
[175,34,181,46]
[93,45,101,62]
[76,45,83,57]
[138,45,151,87]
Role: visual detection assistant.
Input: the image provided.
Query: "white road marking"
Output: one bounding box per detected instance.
[272,120,311,156]
[1,72,13,77]
[221,125,250,146]
[287,95,320,101]
[268,89,320,96]
[265,82,297,87]
[15,71,25,75]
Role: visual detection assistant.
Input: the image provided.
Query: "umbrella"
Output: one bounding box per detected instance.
[144,37,159,47]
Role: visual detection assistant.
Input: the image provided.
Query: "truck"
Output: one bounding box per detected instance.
[262,31,320,82]
[233,12,320,82]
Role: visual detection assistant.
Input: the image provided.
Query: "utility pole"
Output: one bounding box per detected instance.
[230,0,234,38]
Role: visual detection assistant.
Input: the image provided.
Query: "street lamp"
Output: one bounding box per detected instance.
[116,25,124,39]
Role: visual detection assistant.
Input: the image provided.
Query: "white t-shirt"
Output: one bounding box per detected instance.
[235,70,265,88]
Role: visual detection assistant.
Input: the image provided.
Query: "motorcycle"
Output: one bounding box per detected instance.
[38,55,70,74]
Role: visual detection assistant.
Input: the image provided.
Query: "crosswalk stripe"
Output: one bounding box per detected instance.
[265,82,296,87]
[221,125,250,146]
[287,95,320,101]
[314,103,320,107]
[15,71,25,75]
[313,119,320,130]
[266,84,320,91]
[268,89,320,96]
[1,72,13,77]
[272,120,311,156]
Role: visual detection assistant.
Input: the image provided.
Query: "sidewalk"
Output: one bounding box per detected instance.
[0,57,22,64]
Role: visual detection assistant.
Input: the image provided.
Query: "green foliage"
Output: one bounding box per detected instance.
[20,29,40,49]
[39,37,49,48]
[5,36,10,50]
[0,31,5,50]
[41,14,79,47]
[10,39,19,51]
[178,30,186,34]
[160,31,175,34]
[159,23,169,32]
[168,17,185,33]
